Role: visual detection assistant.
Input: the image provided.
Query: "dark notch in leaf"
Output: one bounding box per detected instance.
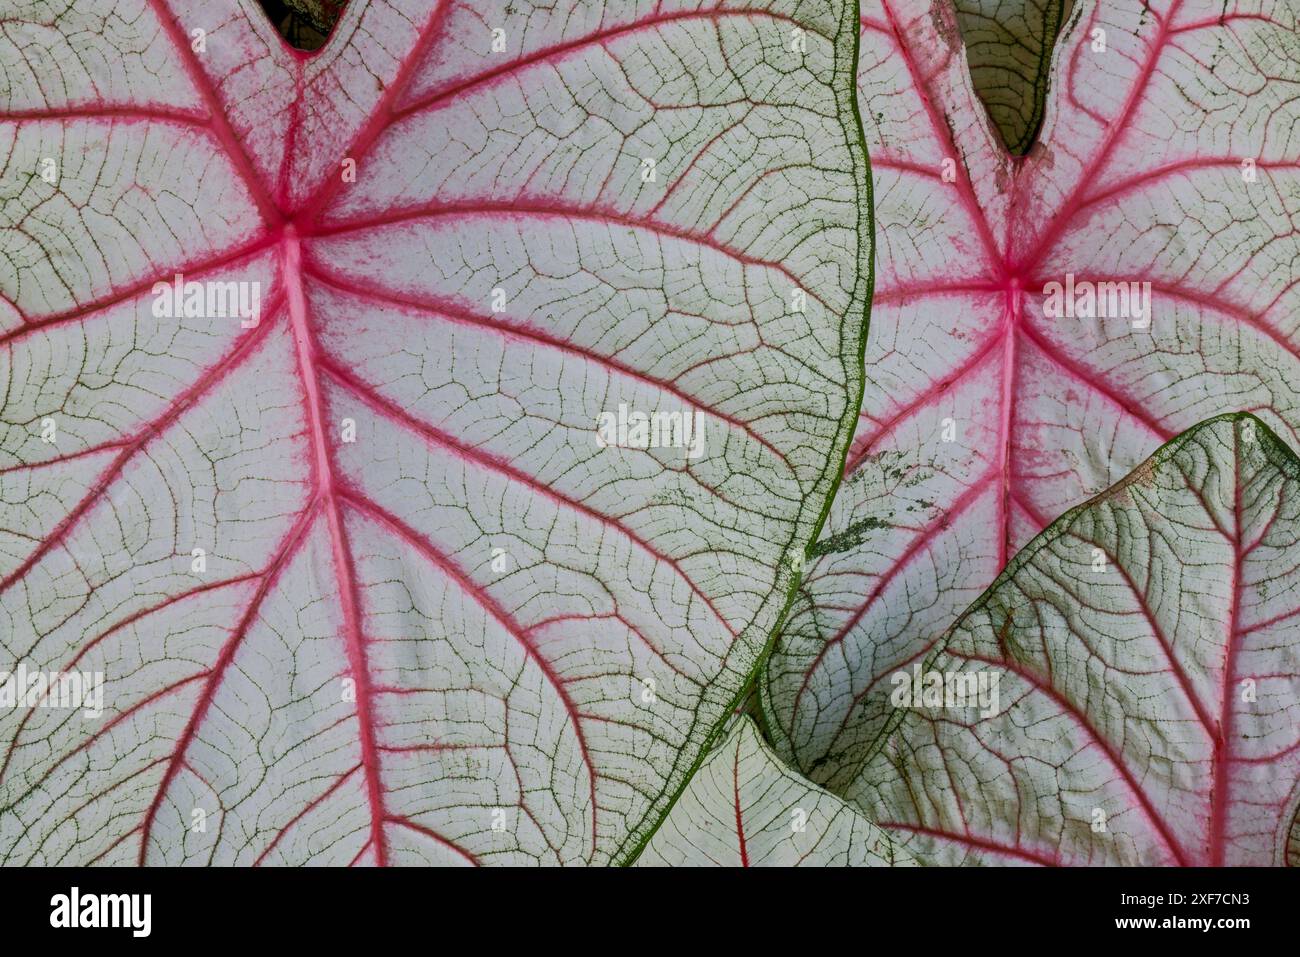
[953,0,1071,154]
[256,0,348,51]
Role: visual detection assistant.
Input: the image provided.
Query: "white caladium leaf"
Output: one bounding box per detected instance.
[951,0,1069,152]
[763,0,1300,795]
[636,716,911,866]
[0,0,869,865]
[854,415,1300,866]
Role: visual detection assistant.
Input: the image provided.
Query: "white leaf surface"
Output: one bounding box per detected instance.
[0,0,869,866]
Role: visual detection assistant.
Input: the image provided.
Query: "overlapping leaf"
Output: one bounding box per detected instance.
[0,0,869,865]
[853,415,1300,866]
[637,715,910,866]
[762,0,1300,796]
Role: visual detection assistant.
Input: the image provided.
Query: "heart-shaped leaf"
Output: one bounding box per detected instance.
[854,414,1300,866]
[0,0,869,865]
[762,0,1300,794]
[636,715,910,866]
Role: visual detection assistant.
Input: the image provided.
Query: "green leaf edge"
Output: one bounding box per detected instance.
[998,0,1070,155]
[616,0,876,865]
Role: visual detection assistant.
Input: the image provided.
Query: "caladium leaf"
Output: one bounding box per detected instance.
[0,0,870,865]
[951,0,1069,153]
[637,715,911,866]
[762,0,1300,795]
[853,414,1300,866]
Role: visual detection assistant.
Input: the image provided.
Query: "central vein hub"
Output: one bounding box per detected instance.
[1001,271,1026,335]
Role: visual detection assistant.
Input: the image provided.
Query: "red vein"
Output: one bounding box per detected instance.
[145,0,280,224]
[317,355,738,639]
[870,282,1002,305]
[337,488,600,858]
[254,765,362,866]
[1072,158,1298,219]
[996,285,1021,568]
[312,201,834,314]
[878,821,1060,866]
[0,104,207,125]
[1016,2,1183,273]
[385,815,481,866]
[304,263,789,465]
[0,305,278,596]
[949,649,1192,865]
[0,441,123,477]
[393,9,828,121]
[296,2,453,221]
[137,498,320,864]
[1209,429,1245,865]
[283,227,389,866]
[732,737,749,867]
[0,234,278,347]
[1171,13,1283,35]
